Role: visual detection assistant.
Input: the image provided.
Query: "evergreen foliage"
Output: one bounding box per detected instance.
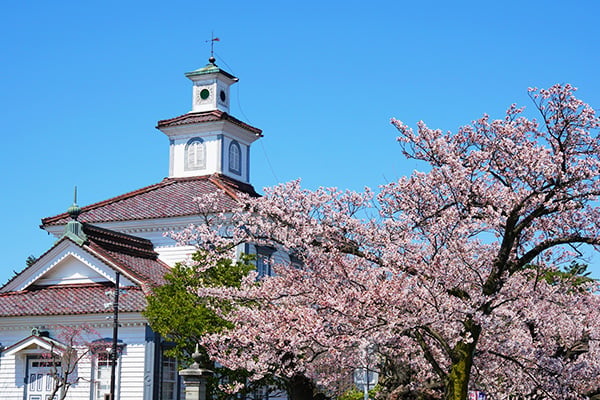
[144,251,254,364]
[145,251,282,399]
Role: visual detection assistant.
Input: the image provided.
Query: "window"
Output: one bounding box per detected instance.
[185,138,206,170]
[160,356,178,400]
[228,140,241,175]
[90,340,124,400]
[94,352,116,400]
[256,254,271,279]
[289,253,304,269]
[256,246,275,279]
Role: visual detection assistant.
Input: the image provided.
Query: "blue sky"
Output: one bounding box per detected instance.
[1,0,599,284]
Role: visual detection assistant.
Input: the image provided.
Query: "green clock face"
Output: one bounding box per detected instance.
[200,88,210,100]
[220,90,226,102]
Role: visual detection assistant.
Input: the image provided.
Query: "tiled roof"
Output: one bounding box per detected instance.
[42,174,260,227]
[82,224,170,289]
[83,223,157,259]
[4,173,260,317]
[0,223,171,316]
[156,110,263,135]
[0,284,147,317]
[90,246,168,288]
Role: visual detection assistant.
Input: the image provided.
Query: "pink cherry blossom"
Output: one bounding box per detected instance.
[178,84,600,400]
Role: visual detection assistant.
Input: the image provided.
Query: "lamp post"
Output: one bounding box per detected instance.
[353,344,378,400]
[110,271,120,400]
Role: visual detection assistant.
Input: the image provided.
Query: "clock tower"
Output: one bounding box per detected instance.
[156,57,262,183]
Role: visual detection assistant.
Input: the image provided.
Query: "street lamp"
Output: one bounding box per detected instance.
[353,344,378,400]
[103,271,122,400]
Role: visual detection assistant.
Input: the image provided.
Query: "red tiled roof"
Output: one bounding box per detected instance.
[83,223,157,259]
[157,110,263,135]
[41,174,260,227]
[85,242,169,289]
[81,224,171,289]
[3,173,260,317]
[0,284,147,317]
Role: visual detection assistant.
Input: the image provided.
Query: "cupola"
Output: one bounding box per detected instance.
[185,56,238,114]
[156,57,262,184]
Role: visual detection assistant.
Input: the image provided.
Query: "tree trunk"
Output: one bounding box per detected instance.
[286,374,315,400]
[445,322,481,400]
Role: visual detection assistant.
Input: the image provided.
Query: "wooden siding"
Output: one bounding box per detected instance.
[0,319,152,400]
[0,355,20,400]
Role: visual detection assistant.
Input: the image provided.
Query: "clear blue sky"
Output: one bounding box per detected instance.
[1,0,599,285]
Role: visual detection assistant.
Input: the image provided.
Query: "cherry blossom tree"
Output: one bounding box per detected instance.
[180,84,600,400]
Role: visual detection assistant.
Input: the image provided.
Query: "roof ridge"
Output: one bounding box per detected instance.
[84,243,147,287]
[83,223,152,244]
[82,223,157,259]
[209,175,242,202]
[84,241,170,290]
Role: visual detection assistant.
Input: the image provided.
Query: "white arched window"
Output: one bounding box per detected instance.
[229,140,241,175]
[185,138,205,170]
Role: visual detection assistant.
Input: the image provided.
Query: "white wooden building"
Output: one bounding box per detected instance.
[0,58,263,400]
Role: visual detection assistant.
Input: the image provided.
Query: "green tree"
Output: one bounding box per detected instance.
[538,262,594,290]
[339,385,379,400]
[145,250,254,363]
[145,251,280,399]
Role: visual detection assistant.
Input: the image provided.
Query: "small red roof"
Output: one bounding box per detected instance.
[0,284,147,317]
[82,223,170,289]
[42,174,259,227]
[157,110,263,136]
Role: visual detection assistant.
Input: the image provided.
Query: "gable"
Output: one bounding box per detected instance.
[35,253,108,286]
[1,239,134,293]
[3,334,66,357]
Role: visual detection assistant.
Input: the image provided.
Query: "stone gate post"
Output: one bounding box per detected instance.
[179,346,213,400]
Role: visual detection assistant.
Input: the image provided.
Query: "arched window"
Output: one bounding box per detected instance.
[229,140,241,175]
[185,138,205,170]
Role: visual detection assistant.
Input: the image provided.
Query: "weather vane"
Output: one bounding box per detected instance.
[206,32,220,63]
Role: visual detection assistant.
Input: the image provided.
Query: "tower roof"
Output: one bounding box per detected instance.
[185,62,238,81]
[156,109,262,135]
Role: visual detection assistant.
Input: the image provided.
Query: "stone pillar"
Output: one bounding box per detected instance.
[179,346,213,400]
